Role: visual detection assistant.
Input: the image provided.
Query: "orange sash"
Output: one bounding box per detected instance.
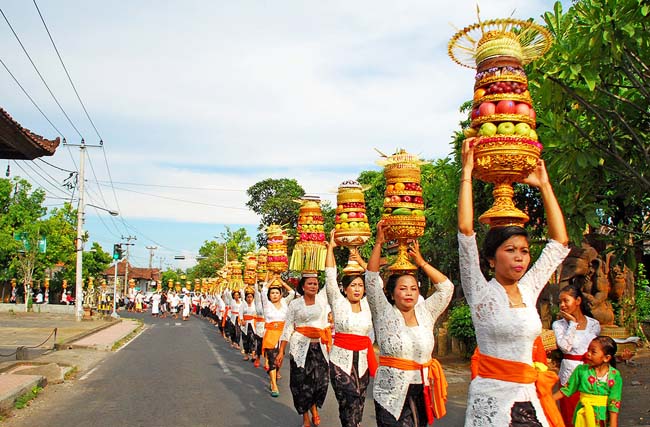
[221,307,230,328]
[474,349,564,427]
[243,315,255,322]
[333,332,378,377]
[379,355,447,424]
[262,321,285,350]
[295,326,332,352]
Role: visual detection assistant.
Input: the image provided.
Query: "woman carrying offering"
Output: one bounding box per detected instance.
[458,137,570,426]
[240,287,258,361]
[325,231,376,427]
[276,273,331,427]
[257,276,294,397]
[366,221,454,427]
[553,284,601,426]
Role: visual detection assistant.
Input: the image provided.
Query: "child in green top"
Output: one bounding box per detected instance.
[553,336,622,427]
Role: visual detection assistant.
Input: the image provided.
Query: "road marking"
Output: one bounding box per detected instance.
[79,366,99,381]
[175,322,181,326]
[207,340,230,375]
[115,324,147,353]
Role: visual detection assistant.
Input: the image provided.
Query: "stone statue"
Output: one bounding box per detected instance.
[558,240,634,326]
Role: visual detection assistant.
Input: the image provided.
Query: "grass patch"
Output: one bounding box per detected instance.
[110,320,144,351]
[64,366,78,381]
[14,386,42,410]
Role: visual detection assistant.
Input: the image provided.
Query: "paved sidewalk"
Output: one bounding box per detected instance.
[0,312,142,415]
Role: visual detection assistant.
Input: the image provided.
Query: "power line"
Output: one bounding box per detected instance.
[32,0,103,141]
[13,160,70,200]
[0,7,84,139]
[87,180,247,192]
[0,57,65,138]
[37,158,75,173]
[98,183,251,211]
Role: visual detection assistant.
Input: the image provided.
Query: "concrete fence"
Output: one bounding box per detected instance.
[0,303,75,314]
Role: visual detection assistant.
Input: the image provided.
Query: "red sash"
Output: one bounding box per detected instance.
[333,332,378,377]
[563,353,586,361]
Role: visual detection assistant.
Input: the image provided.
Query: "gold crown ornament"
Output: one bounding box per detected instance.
[449,12,552,227]
[334,180,371,275]
[377,149,427,274]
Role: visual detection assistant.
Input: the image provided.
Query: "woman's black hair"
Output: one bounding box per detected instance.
[296,276,318,296]
[231,290,240,299]
[483,225,529,260]
[341,274,365,297]
[559,284,594,318]
[267,286,282,301]
[592,335,618,368]
[384,273,418,305]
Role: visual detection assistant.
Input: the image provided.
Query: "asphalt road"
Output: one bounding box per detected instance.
[7,312,467,427]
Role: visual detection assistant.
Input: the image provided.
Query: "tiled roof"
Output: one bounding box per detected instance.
[103,260,161,281]
[0,107,60,159]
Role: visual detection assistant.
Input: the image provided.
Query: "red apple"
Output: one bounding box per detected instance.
[390,195,401,203]
[529,108,537,121]
[515,103,530,116]
[495,100,516,114]
[402,195,412,203]
[478,102,496,116]
[348,211,357,218]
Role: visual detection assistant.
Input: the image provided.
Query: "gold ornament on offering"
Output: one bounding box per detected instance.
[256,247,268,281]
[244,252,258,285]
[290,196,327,273]
[334,180,371,275]
[378,149,427,273]
[228,260,245,290]
[266,224,289,273]
[449,13,552,227]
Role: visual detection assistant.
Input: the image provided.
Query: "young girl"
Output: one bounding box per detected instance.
[553,336,623,427]
[553,284,601,426]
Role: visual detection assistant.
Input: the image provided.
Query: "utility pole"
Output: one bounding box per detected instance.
[74,143,86,321]
[121,235,136,294]
[146,246,157,269]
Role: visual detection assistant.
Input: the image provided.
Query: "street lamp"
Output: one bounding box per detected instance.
[86,204,119,216]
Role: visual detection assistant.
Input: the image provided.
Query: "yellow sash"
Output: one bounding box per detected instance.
[575,393,608,427]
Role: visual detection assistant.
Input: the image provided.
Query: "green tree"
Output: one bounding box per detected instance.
[528,0,650,267]
[246,178,304,246]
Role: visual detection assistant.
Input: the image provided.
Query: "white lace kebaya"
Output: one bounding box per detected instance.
[325,266,373,377]
[365,270,453,420]
[458,232,570,427]
[552,316,600,385]
[280,287,330,369]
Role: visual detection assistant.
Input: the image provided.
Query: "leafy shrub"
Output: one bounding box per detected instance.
[636,263,650,322]
[447,301,476,358]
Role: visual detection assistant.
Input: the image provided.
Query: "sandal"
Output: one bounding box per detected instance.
[312,415,320,426]
[270,389,279,398]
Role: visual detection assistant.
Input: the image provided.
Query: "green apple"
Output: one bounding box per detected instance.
[339,213,348,221]
[478,122,497,137]
[529,129,539,141]
[497,122,515,135]
[514,123,531,135]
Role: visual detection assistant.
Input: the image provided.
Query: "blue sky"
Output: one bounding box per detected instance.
[1,0,567,270]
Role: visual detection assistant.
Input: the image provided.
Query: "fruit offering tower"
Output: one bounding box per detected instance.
[266,224,288,273]
[244,252,258,285]
[449,17,552,226]
[290,196,327,273]
[334,180,371,275]
[227,260,244,290]
[378,149,427,273]
[256,247,268,282]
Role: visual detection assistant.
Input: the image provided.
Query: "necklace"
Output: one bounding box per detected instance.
[506,287,526,308]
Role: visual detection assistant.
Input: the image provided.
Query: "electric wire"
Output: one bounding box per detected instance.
[13,160,69,199]
[98,184,251,211]
[29,159,75,204]
[37,158,75,174]
[32,0,102,141]
[0,57,65,138]
[0,7,83,139]
[23,160,72,199]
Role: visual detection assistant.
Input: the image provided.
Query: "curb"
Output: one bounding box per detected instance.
[0,374,46,415]
[54,318,121,350]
